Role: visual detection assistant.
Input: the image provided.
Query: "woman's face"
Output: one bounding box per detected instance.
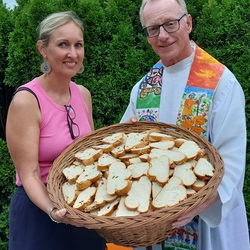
[43,21,84,78]
[142,0,192,66]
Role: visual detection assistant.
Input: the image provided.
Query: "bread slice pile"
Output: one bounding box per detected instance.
[61,129,215,216]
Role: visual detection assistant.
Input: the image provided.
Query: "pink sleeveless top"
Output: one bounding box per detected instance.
[16,78,92,185]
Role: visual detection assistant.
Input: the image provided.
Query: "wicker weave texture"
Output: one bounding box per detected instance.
[47,121,224,248]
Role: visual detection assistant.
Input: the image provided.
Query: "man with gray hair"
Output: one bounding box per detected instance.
[121,0,249,249]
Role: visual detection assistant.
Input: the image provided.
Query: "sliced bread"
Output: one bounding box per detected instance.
[127,162,150,179]
[194,157,214,179]
[76,162,102,190]
[106,162,132,196]
[97,153,120,171]
[75,148,103,165]
[152,176,187,209]
[94,178,118,206]
[62,165,83,184]
[73,186,96,210]
[62,182,78,206]
[102,132,126,146]
[125,176,151,213]
[173,162,197,186]
[148,155,170,184]
[115,196,140,217]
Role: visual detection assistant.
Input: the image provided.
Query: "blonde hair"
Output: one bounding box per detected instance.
[37,11,84,46]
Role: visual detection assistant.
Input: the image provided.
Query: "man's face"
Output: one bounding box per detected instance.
[142,0,192,66]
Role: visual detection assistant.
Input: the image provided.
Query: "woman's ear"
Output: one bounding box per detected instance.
[37,40,47,58]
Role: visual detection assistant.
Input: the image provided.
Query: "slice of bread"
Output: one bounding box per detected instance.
[75,148,103,165]
[97,153,120,171]
[94,178,118,206]
[148,155,170,184]
[186,188,197,197]
[149,140,175,150]
[178,140,201,160]
[110,142,126,158]
[139,154,149,162]
[115,196,140,217]
[119,153,139,162]
[92,143,114,153]
[125,176,151,213]
[149,148,187,165]
[148,131,174,142]
[97,197,121,216]
[76,162,102,190]
[130,145,151,155]
[106,162,132,195]
[62,182,78,206]
[128,157,142,165]
[194,157,214,179]
[127,162,149,179]
[174,138,188,147]
[173,162,197,186]
[124,132,148,152]
[62,165,83,184]
[192,179,206,191]
[152,176,187,209]
[102,132,126,146]
[152,181,163,199]
[73,186,96,210]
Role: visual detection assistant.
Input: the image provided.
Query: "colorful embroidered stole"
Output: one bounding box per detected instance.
[136,43,225,138]
[136,43,225,249]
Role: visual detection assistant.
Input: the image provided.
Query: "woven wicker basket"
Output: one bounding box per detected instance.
[47,121,224,248]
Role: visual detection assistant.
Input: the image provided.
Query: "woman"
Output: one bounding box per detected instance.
[6,11,106,250]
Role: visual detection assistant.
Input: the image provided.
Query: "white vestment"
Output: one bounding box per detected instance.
[120,46,250,250]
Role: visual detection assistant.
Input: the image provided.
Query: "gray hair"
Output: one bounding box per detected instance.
[139,0,188,26]
[37,11,84,46]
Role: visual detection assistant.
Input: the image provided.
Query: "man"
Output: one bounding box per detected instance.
[120,0,250,249]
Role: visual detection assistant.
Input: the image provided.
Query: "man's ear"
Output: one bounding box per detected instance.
[186,14,193,34]
[37,40,47,58]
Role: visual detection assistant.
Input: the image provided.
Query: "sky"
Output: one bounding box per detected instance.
[3,0,17,9]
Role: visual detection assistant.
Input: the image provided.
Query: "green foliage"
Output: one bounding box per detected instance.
[0,139,16,249]
[0,0,249,247]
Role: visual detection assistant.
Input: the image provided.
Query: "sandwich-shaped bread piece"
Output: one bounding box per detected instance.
[148,131,174,142]
[62,182,79,206]
[194,157,214,179]
[149,140,175,150]
[125,132,148,152]
[115,196,140,217]
[106,162,132,196]
[192,179,206,191]
[149,148,187,165]
[152,176,187,209]
[94,177,118,207]
[178,140,202,160]
[125,176,151,213]
[97,197,121,216]
[73,186,96,210]
[173,162,197,186]
[62,165,83,184]
[148,155,170,184]
[75,148,103,165]
[76,162,102,190]
[127,162,149,179]
[102,132,126,146]
[97,153,120,171]
[92,143,114,153]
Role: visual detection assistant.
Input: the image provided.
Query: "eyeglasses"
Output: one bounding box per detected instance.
[64,105,80,140]
[142,14,187,38]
